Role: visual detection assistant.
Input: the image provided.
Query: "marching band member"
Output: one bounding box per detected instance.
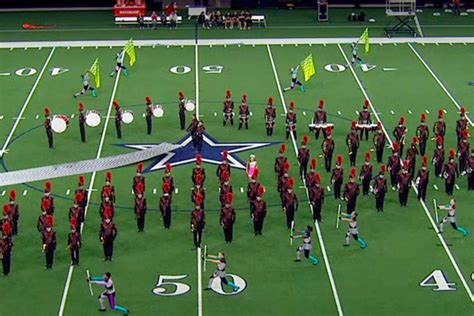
[274,144,288,181]
[457,129,470,174]
[322,127,335,173]
[360,152,373,196]
[44,107,53,149]
[308,173,324,222]
[78,102,87,143]
[192,154,206,186]
[190,194,205,248]
[416,113,429,156]
[298,135,310,178]
[238,94,250,130]
[397,160,412,207]
[442,149,458,195]
[373,122,385,163]
[100,207,118,261]
[393,116,407,155]
[66,217,81,266]
[113,101,122,139]
[467,149,474,190]
[283,177,298,229]
[41,181,54,215]
[346,121,359,167]
[220,193,236,243]
[433,109,446,143]
[42,215,56,269]
[331,155,344,199]
[415,156,429,202]
[219,171,233,207]
[264,97,276,136]
[405,136,419,178]
[358,99,372,141]
[343,167,360,213]
[456,107,468,145]
[252,186,267,235]
[217,151,231,184]
[286,101,297,140]
[178,91,186,130]
[132,163,145,195]
[387,142,401,190]
[7,190,19,236]
[372,164,387,212]
[432,136,445,177]
[160,182,172,229]
[313,99,327,140]
[223,89,234,127]
[0,221,13,276]
[145,96,153,135]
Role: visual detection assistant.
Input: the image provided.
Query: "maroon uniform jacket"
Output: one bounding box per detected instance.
[219,183,233,205]
[42,230,57,251]
[468,156,474,172]
[179,98,186,112]
[133,175,145,192]
[159,195,172,217]
[239,104,249,120]
[274,156,288,177]
[306,171,317,189]
[115,108,122,123]
[134,196,147,218]
[162,175,175,194]
[252,200,267,221]
[343,182,360,201]
[187,117,199,134]
[79,112,86,124]
[360,165,373,182]
[416,169,429,188]
[322,138,335,157]
[100,201,115,218]
[41,196,55,215]
[331,168,343,184]
[313,109,327,124]
[374,132,386,150]
[0,238,13,257]
[397,172,412,191]
[191,187,206,205]
[456,118,468,139]
[100,222,117,243]
[216,163,231,182]
[247,182,260,202]
[298,147,310,164]
[309,185,325,204]
[44,117,52,132]
[388,155,401,175]
[223,100,234,114]
[9,203,19,223]
[373,177,387,197]
[190,209,206,231]
[220,206,236,228]
[457,142,469,161]
[416,124,429,142]
[283,191,298,212]
[101,185,116,203]
[265,107,276,127]
[278,176,289,194]
[37,214,47,233]
[346,131,359,150]
[393,125,406,144]
[69,205,84,223]
[406,145,419,164]
[432,148,445,167]
[67,231,81,249]
[442,162,458,183]
[286,112,297,131]
[433,121,446,138]
[192,168,206,185]
[358,110,371,124]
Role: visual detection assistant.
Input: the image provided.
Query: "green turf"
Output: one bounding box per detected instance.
[0,42,473,316]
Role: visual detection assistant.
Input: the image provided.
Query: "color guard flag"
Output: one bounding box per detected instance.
[300,54,316,82]
[124,38,136,66]
[360,28,370,54]
[88,58,101,88]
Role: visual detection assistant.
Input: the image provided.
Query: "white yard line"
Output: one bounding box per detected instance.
[197,246,203,316]
[407,43,473,127]
[194,39,203,316]
[414,16,424,37]
[1,37,474,49]
[337,43,474,303]
[58,70,122,316]
[0,47,55,158]
[266,44,344,316]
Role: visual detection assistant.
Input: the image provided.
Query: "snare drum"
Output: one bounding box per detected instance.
[185,100,195,112]
[152,105,164,118]
[122,110,134,124]
[85,110,101,127]
[51,115,69,133]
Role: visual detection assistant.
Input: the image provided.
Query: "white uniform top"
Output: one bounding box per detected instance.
[91,277,115,294]
[302,235,312,250]
[116,51,125,64]
[349,220,358,235]
[216,261,226,278]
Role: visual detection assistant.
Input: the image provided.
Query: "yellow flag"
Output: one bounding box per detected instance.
[360,28,370,54]
[88,58,101,88]
[300,54,316,82]
[124,38,136,66]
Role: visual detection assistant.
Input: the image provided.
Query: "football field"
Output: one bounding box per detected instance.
[0,38,473,316]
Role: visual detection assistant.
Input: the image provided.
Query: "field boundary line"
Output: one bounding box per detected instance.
[408,42,473,127]
[0,47,55,158]
[1,37,474,49]
[57,69,123,315]
[337,43,474,303]
[266,44,344,316]
[197,246,203,316]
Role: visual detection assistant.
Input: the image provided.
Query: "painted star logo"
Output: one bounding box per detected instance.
[118,132,278,173]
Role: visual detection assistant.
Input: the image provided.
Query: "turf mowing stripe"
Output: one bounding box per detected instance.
[0,47,55,158]
[58,66,123,316]
[408,43,474,127]
[267,44,344,316]
[337,44,474,303]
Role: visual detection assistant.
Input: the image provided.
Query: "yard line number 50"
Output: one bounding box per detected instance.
[170,65,224,74]
[152,273,247,296]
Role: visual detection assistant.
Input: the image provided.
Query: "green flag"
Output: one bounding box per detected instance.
[88,58,101,88]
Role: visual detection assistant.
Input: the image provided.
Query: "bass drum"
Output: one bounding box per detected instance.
[152,105,164,118]
[85,110,101,127]
[185,100,195,112]
[122,110,134,124]
[51,115,69,133]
